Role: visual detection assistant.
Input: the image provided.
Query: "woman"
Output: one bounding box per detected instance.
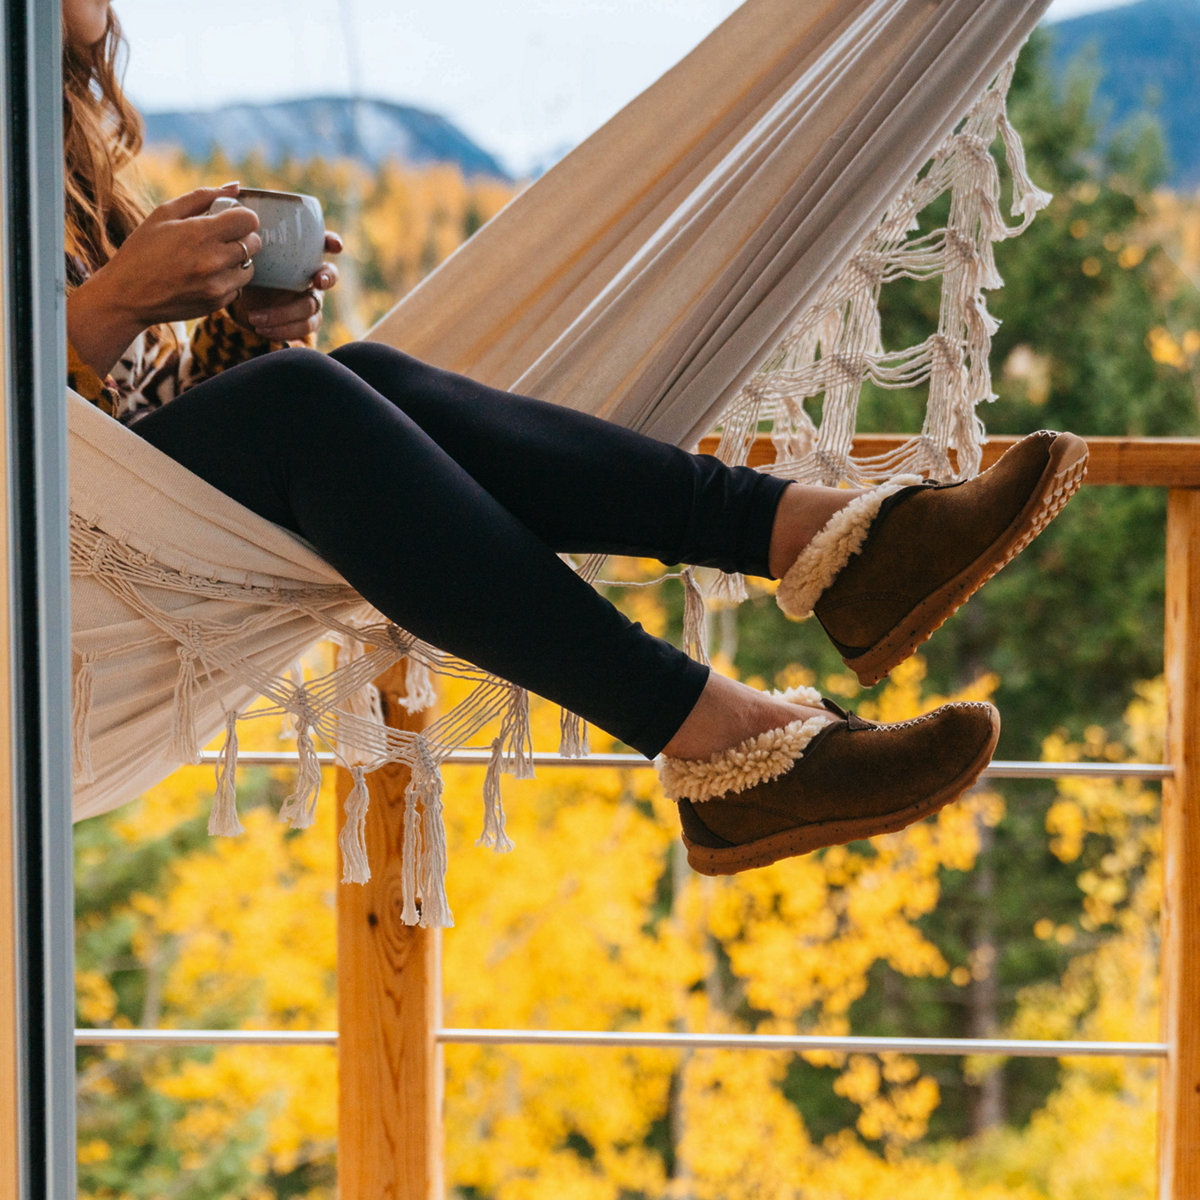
[61,0,1086,875]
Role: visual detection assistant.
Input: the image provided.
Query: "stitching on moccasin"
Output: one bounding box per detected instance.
[854,700,993,733]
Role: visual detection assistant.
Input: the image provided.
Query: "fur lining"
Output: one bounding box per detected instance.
[775,478,921,620]
[657,685,831,803]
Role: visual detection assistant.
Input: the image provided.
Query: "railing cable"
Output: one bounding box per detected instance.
[74,1028,1168,1058]
[199,750,1172,780]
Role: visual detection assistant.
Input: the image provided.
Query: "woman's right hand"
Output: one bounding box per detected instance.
[67,182,263,377]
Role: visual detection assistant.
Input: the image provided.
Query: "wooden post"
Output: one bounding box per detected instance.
[337,662,444,1200]
[1160,488,1200,1199]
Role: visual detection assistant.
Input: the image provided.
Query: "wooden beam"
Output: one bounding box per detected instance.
[337,662,443,1200]
[1161,489,1200,1200]
[697,434,1200,488]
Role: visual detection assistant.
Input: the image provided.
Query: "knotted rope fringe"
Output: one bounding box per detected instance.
[713,61,1050,490]
[399,740,453,927]
[170,648,202,765]
[339,765,371,884]
[208,711,244,836]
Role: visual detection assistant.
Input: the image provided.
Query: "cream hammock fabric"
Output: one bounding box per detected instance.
[70,0,1053,927]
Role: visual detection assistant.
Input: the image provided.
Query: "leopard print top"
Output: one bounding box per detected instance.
[65,252,296,425]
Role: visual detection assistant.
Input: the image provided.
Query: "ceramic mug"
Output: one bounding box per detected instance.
[208,188,325,291]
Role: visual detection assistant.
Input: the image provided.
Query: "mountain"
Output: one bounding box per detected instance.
[141,96,511,181]
[1048,0,1200,187]
[141,6,1200,190]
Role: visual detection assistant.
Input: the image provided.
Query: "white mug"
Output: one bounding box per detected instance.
[209,188,325,291]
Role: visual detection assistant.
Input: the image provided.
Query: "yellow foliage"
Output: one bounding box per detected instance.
[78,1138,112,1165]
[954,682,1165,1197]
[78,601,1166,1200]
[76,970,119,1025]
[1147,324,1192,369]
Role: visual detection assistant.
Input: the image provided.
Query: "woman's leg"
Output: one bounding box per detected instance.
[131,348,821,757]
[327,342,838,577]
[128,345,1017,871]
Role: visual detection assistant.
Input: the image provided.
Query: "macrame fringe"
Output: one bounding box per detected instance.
[400,658,438,714]
[401,779,421,925]
[209,711,245,836]
[418,775,453,927]
[712,59,1050,491]
[277,662,306,740]
[707,571,748,608]
[399,741,453,926]
[478,738,516,852]
[559,710,590,758]
[279,721,322,829]
[72,653,96,785]
[334,637,385,761]
[339,765,371,884]
[170,648,202,764]
[681,567,711,665]
[499,688,535,780]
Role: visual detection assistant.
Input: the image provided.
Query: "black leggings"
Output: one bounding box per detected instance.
[130,343,789,757]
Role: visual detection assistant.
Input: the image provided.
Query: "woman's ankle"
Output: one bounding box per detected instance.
[661,672,829,760]
[767,482,866,579]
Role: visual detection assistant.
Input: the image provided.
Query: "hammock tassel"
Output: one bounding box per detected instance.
[397,741,453,927]
[681,567,711,665]
[338,765,371,884]
[400,740,435,924]
[72,653,96,784]
[280,722,322,829]
[170,648,202,765]
[209,712,245,836]
[503,688,535,780]
[708,571,748,608]
[418,769,453,928]
[559,710,590,759]
[400,658,438,714]
[478,738,516,853]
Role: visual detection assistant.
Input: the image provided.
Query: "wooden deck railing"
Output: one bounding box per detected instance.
[72,435,1200,1198]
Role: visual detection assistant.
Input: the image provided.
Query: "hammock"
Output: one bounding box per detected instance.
[70,0,1053,928]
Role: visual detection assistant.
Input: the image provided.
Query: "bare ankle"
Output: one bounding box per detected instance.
[662,672,829,760]
[767,482,866,579]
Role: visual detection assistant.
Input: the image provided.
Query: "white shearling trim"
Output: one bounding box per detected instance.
[772,684,823,707]
[776,477,921,620]
[658,710,833,803]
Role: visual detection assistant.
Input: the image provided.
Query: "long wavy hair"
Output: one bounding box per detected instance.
[62,5,146,280]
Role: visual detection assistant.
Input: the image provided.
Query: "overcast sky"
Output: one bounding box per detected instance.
[113,0,1138,175]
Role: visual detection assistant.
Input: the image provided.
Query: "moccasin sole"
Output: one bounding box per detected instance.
[840,432,1089,686]
[682,705,1000,876]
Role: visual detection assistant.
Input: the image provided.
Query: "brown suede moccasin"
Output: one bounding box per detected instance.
[776,430,1089,685]
[658,686,1000,876]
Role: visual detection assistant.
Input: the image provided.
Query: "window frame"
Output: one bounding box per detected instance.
[2,0,78,1194]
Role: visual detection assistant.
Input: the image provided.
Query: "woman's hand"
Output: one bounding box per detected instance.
[68,182,262,376]
[228,231,344,342]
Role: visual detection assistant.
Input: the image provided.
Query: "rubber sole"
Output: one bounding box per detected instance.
[840,432,1089,687]
[682,706,1001,876]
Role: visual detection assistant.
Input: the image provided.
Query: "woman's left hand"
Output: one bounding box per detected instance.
[229,230,344,341]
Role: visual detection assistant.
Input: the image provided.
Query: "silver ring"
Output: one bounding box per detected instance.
[309,289,321,316]
[237,240,253,270]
